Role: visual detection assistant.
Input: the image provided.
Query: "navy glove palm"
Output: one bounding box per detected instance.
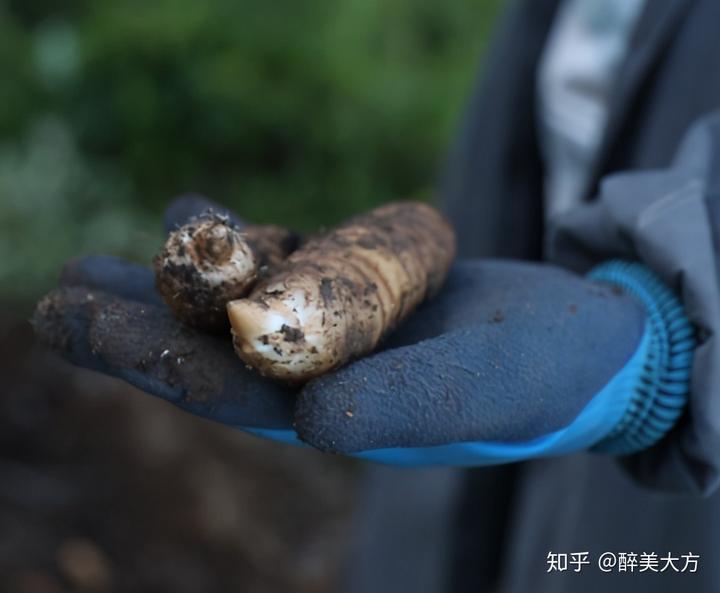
[296,259,694,464]
[33,197,694,466]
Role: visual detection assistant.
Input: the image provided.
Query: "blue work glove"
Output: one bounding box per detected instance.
[32,197,695,466]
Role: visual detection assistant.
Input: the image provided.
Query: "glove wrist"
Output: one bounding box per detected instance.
[587,261,695,454]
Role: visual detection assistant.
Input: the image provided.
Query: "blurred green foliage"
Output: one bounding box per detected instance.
[0,0,503,298]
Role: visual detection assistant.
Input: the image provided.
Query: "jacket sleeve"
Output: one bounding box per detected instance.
[547,112,720,496]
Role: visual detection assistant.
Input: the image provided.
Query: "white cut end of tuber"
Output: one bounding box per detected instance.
[227,282,337,381]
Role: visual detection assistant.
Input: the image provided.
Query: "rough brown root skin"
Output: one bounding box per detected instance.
[227,201,456,382]
[154,212,297,333]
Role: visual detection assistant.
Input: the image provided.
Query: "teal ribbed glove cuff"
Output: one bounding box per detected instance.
[588,261,695,455]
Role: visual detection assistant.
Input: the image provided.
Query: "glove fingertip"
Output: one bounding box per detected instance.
[31,287,112,370]
[60,255,161,305]
[295,362,404,454]
[294,378,367,454]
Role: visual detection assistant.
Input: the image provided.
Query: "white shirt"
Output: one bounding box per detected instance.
[537,0,646,221]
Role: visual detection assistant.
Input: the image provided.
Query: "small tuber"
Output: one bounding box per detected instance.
[227,201,456,382]
[155,212,298,332]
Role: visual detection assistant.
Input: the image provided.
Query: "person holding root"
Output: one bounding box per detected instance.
[32,0,720,591]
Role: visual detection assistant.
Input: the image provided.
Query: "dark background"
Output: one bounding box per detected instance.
[0,1,502,590]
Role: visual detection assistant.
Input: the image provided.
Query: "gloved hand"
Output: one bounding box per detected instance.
[32,197,695,466]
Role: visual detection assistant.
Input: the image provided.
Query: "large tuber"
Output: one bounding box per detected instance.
[227,201,456,382]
